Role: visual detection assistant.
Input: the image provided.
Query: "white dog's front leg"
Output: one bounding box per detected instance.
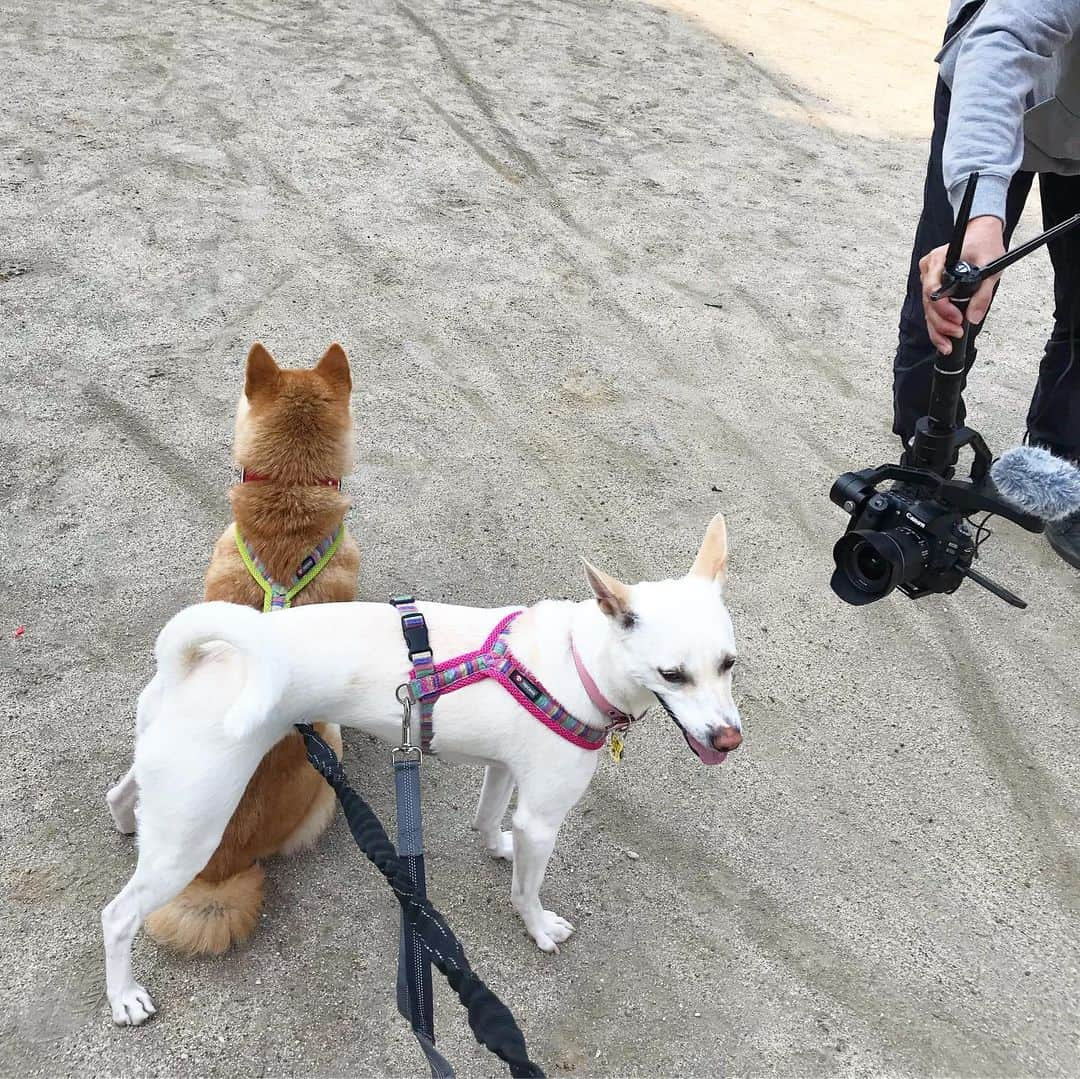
[509,756,595,952]
[472,764,515,860]
[510,803,571,952]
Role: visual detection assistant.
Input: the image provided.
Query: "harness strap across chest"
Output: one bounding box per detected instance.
[390,597,624,754]
[235,525,343,612]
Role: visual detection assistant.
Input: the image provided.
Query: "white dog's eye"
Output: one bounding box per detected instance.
[658,667,690,685]
[719,657,736,675]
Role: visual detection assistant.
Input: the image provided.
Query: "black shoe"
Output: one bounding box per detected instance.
[1046,511,1080,570]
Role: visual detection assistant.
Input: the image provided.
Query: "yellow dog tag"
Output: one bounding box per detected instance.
[609,732,625,763]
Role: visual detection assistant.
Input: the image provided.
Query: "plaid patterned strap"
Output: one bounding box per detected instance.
[236,526,344,613]
[390,596,436,751]
[405,609,609,752]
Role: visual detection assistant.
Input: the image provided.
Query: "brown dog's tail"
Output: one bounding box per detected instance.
[144,865,265,955]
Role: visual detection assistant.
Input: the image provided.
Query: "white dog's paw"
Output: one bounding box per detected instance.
[528,910,575,953]
[487,831,514,861]
[110,984,156,1026]
[105,788,136,835]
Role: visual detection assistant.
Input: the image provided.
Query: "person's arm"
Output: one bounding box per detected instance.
[944,0,1078,222]
[922,1,1080,353]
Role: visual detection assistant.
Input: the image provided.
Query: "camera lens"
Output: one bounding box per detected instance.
[851,541,891,591]
[830,527,927,606]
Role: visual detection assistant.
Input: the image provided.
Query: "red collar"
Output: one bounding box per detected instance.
[239,468,341,489]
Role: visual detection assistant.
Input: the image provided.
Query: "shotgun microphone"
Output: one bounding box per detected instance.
[990,446,1080,523]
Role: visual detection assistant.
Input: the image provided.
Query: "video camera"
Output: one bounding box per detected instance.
[830,172,1080,609]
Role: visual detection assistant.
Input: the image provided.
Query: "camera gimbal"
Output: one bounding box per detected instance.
[829,172,1080,609]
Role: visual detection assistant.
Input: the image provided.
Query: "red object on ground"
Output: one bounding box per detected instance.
[13,626,25,639]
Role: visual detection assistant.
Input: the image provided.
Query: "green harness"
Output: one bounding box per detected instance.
[235,525,343,612]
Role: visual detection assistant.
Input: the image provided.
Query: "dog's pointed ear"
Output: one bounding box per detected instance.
[315,342,351,394]
[245,343,280,399]
[582,559,634,625]
[689,512,728,586]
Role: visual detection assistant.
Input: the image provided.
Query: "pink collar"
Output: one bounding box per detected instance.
[570,638,636,731]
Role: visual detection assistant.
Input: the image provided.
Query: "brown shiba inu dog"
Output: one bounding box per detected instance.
[107,341,361,954]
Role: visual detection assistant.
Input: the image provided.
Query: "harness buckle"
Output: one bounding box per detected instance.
[390,598,433,660]
[400,614,431,661]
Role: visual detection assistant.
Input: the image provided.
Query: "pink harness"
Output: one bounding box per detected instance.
[392,600,635,753]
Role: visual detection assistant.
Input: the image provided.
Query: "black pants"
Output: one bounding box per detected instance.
[893,41,1080,460]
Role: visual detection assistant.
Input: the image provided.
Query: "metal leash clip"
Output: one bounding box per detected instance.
[393,683,423,764]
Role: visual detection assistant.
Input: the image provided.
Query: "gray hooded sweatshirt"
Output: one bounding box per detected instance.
[939,0,1080,221]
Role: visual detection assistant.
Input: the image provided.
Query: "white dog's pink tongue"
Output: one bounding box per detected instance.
[684,731,728,766]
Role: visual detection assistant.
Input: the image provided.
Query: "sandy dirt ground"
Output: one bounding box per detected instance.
[649,1,943,138]
[1,1,1078,1076]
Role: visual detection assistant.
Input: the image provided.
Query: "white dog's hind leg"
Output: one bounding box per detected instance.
[105,677,165,835]
[106,766,138,835]
[472,764,515,860]
[102,850,209,1025]
[509,765,593,953]
[103,735,268,1024]
[102,878,162,1025]
[103,815,239,1024]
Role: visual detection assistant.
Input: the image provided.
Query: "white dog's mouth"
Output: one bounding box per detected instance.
[656,695,730,766]
[680,730,729,766]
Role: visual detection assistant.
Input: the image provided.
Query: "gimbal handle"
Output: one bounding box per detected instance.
[932,208,1080,301]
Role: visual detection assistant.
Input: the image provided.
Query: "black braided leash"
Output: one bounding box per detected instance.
[295,723,545,1079]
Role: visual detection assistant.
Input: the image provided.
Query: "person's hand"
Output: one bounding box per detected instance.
[918,215,1006,355]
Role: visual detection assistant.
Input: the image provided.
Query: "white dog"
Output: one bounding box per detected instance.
[102,514,741,1025]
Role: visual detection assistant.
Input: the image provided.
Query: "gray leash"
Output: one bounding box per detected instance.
[394,687,452,1077]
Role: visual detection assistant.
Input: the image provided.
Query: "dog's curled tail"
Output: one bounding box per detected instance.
[154,600,288,739]
[145,864,265,955]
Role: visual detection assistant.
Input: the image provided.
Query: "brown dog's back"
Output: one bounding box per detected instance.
[145,343,360,955]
